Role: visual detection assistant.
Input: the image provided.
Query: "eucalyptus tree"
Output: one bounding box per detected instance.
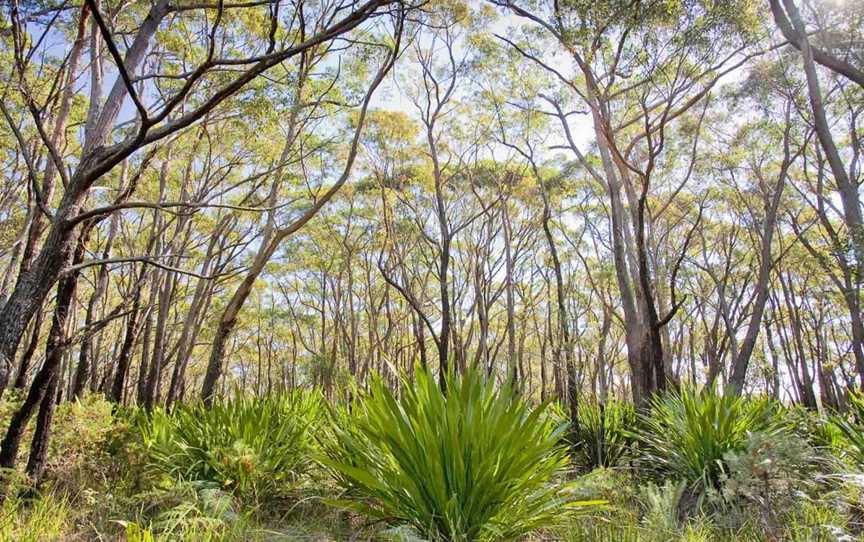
[0,0,408,478]
[769,0,864,386]
[199,7,407,403]
[722,68,804,392]
[0,0,403,397]
[492,0,765,404]
[373,4,502,389]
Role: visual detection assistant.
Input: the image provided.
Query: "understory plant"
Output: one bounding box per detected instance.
[0,489,71,542]
[121,480,264,542]
[572,401,638,469]
[715,430,816,531]
[138,391,322,503]
[830,392,864,467]
[323,367,580,541]
[635,388,778,491]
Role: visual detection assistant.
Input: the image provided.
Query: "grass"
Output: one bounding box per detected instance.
[0,490,72,542]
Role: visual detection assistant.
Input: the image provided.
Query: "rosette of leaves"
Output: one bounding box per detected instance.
[323,367,594,541]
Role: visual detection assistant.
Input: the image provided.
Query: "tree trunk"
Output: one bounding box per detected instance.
[728,116,792,393]
[109,287,143,404]
[25,373,60,482]
[72,214,118,398]
[0,232,87,471]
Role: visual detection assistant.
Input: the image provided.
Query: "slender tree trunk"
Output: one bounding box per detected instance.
[166,238,220,407]
[502,202,518,383]
[136,291,156,405]
[13,313,43,390]
[535,168,579,435]
[109,287,143,404]
[25,373,60,482]
[728,117,792,393]
[72,214,118,398]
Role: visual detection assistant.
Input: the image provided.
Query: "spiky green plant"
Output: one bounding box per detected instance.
[572,401,638,469]
[635,388,778,489]
[317,399,373,494]
[785,405,845,452]
[138,391,322,502]
[828,392,864,467]
[322,367,584,541]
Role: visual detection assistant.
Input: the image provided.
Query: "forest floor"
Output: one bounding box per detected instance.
[0,391,861,542]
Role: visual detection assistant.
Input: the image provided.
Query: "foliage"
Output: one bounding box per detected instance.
[0,394,119,491]
[780,501,859,542]
[0,390,862,542]
[785,405,846,453]
[42,396,120,491]
[0,490,71,542]
[317,397,374,493]
[639,480,688,534]
[713,430,817,531]
[568,467,639,510]
[120,480,266,542]
[322,367,579,541]
[634,388,779,489]
[563,502,855,542]
[137,391,323,503]
[571,401,638,470]
[830,392,864,467]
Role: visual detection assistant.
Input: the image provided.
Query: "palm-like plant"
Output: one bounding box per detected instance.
[829,392,864,467]
[571,401,638,470]
[138,391,322,502]
[635,388,778,488]
[322,368,581,541]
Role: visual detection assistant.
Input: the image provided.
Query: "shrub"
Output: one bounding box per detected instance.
[323,367,581,541]
[713,430,817,532]
[634,388,778,489]
[137,391,322,503]
[44,396,119,490]
[0,394,118,491]
[784,405,841,449]
[638,480,688,534]
[568,467,638,509]
[121,480,264,542]
[571,401,638,470]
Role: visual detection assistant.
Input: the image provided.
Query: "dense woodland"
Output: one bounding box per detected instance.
[1,0,864,540]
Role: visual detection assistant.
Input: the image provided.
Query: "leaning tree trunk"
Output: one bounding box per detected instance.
[0,231,87,471]
[109,285,144,404]
[200,38,400,403]
[728,115,792,393]
[12,313,44,390]
[25,372,60,482]
[5,6,90,398]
